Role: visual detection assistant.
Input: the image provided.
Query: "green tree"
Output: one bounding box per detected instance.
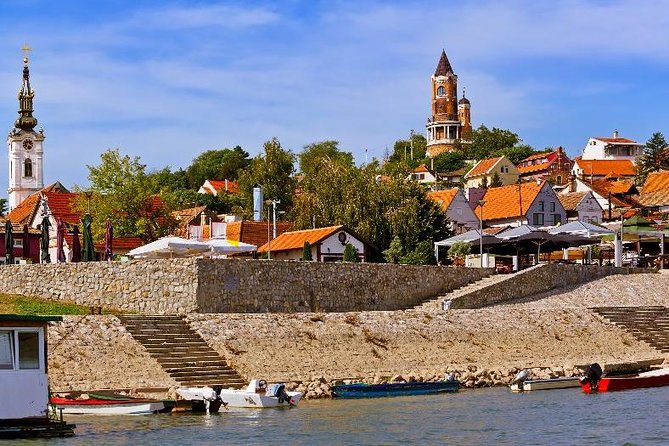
[298,140,354,177]
[0,198,7,216]
[383,236,403,263]
[388,133,427,167]
[185,146,251,189]
[146,167,189,193]
[638,132,669,181]
[83,149,176,242]
[302,241,313,261]
[432,151,466,173]
[162,188,244,215]
[494,145,537,165]
[343,243,359,262]
[448,241,471,259]
[400,241,436,265]
[490,172,503,187]
[238,138,296,215]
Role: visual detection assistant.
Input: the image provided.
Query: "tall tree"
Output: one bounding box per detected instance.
[388,133,427,167]
[298,140,354,177]
[638,132,669,181]
[185,146,251,189]
[238,138,296,214]
[83,149,176,242]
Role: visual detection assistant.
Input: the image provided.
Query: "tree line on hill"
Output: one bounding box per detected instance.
[74,126,668,264]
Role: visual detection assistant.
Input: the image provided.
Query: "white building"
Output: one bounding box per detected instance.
[581,131,643,163]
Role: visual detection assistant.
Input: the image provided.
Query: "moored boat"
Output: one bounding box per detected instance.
[50,395,165,415]
[176,379,302,410]
[332,379,460,399]
[579,363,669,393]
[510,377,580,392]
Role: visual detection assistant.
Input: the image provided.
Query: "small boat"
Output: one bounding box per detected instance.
[509,369,580,392]
[50,394,165,415]
[580,363,669,393]
[332,379,460,399]
[176,379,302,410]
[510,377,580,392]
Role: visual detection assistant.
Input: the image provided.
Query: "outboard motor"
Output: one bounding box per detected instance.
[579,363,603,391]
[267,383,294,406]
[511,369,530,390]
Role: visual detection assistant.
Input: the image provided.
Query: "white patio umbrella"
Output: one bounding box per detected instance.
[548,221,613,238]
[127,236,210,258]
[205,237,257,255]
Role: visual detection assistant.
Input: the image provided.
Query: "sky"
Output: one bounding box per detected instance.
[1,0,669,192]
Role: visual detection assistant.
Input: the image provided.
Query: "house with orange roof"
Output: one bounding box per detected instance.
[225,220,293,252]
[407,164,438,184]
[638,170,669,212]
[581,130,643,163]
[476,180,566,227]
[517,147,573,185]
[562,177,639,220]
[427,188,479,233]
[257,225,371,262]
[198,179,240,196]
[464,156,519,189]
[572,158,636,180]
[557,191,603,223]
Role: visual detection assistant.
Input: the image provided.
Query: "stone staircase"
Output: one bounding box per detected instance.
[118,315,246,388]
[413,273,512,311]
[592,306,669,353]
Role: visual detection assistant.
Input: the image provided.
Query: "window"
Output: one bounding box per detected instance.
[550,202,556,212]
[538,201,544,211]
[556,175,562,184]
[24,159,32,178]
[533,213,544,225]
[553,214,562,225]
[0,331,13,370]
[437,86,445,96]
[13,239,23,248]
[18,332,39,369]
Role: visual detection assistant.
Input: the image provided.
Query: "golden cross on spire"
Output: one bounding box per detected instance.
[21,44,32,64]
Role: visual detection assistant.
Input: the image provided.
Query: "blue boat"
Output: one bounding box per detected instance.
[332,380,460,399]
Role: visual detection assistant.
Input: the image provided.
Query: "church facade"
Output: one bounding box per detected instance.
[7,51,44,211]
[425,50,472,158]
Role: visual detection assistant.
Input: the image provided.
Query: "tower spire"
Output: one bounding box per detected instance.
[15,45,37,131]
[434,49,454,76]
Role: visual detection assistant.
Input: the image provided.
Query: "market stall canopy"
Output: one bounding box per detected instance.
[205,237,257,255]
[548,220,614,237]
[127,236,210,258]
[434,229,502,247]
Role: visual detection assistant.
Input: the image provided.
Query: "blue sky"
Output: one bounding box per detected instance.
[1,0,668,191]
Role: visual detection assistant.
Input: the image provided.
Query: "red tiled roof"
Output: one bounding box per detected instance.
[517,161,553,174]
[206,179,239,195]
[643,171,669,193]
[427,189,459,211]
[94,236,144,251]
[519,150,553,163]
[44,192,83,225]
[593,137,638,144]
[590,179,636,195]
[476,181,545,221]
[574,159,636,177]
[413,164,430,173]
[466,157,503,178]
[558,192,587,211]
[7,193,40,225]
[226,220,293,248]
[257,225,343,253]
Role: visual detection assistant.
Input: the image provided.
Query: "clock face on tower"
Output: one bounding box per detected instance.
[22,139,33,150]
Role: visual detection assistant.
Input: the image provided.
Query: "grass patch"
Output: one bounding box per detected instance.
[0,294,96,316]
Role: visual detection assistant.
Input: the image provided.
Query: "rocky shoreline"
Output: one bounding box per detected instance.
[48,274,669,400]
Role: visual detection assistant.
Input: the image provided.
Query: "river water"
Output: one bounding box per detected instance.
[10,386,669,445]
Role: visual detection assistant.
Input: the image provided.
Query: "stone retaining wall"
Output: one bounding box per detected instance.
[449,264,656,309]
[0,259,493,314]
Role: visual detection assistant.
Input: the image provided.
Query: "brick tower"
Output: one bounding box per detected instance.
[426,50,472,158]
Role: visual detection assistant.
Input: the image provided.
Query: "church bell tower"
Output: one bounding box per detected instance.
[8,46,44,211]
[426,50,472,158]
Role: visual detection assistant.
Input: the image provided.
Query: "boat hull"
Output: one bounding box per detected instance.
[332,381,460,399]
[510,377,580,392]
[580,368,669,393]
[218,390,302,408]
[50,398,164,415]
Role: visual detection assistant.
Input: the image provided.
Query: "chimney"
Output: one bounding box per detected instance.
[613,130,619,138]
[252,185,264,221]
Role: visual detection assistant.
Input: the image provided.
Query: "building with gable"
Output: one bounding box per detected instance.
[425,50,472,158]
[561,177,639,221]
[198,179,239,196]
[581,131,643,162]
[464,156,519,189]
[517,147,573,185]
[476,180,566,227]
[407,164,438,185]
[638,170,669,212]
[557,191,603,223]
[572,158,636,180]
[427,188,479,233]
[257,225,371,262]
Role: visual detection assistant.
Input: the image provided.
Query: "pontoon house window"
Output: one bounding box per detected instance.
[0,331,14,369]
[18,332,40,369]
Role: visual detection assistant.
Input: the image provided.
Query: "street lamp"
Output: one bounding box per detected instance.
[478,199,486,268]
[84,190,93,214]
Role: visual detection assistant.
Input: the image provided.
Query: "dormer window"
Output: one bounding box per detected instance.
[437,86,445,96]
[24,159,32,178]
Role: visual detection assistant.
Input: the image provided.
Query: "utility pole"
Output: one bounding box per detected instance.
[272,200,280,239]
[410,129,415,161]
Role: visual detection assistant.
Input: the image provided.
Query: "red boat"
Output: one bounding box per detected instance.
[580,365,669,393]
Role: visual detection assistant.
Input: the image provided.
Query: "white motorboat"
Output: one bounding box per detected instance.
[509,369,581,392]
[176,379,302,410]
[50,396,165,415]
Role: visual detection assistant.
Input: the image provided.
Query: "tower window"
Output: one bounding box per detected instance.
[24,159,32,178]
[437,86,445,96]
